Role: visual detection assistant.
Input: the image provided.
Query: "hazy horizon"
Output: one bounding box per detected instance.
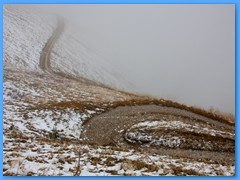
[28,4,234,114]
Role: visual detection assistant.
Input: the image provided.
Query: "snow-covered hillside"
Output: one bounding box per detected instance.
[3,142,234,176]
[3,5,235,176]
[3,6,57,71]
[3,5,136,176]
[4,5,129,90]
[50,25,132,90]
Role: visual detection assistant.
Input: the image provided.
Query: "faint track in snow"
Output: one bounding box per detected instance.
[39,17,64,75]
[39,17,141,96]
[38,15,235,167]
[39,17,103,86]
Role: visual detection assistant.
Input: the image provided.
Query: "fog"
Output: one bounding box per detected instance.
[36,4,234,114]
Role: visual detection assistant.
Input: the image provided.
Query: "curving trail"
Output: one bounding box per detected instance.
[38,16,235,166]
[39,17,100,85]
[39,17,64,75]
[81,105,235,165]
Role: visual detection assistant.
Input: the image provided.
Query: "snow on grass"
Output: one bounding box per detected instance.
[124,118,234,151]
[3,6,235,176]
[50,25,131,90]
[130,120,234,139]
[125,131,183,148]
[3,69,102,142]
[29,108,91,139]
[4,5,57,71]
[3,141,235,176]
[3,67,135,142]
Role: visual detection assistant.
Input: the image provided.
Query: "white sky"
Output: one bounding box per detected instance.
[36,4,235,114]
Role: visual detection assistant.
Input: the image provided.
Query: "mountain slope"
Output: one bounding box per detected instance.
[50,23,133,90]
[3,5,235,176]
[3,6,57,71]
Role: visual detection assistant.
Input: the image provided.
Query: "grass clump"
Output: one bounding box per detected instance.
[90,156,102,166]
[106,170,118,175]
[120,159,159,172]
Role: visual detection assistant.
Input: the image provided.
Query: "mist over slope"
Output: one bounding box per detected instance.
[3,5,235,176]
[3,6,139,176]
[38,4,235,114]
[3,5,136,141]
[4,5,132,91]
[50,24,134,91]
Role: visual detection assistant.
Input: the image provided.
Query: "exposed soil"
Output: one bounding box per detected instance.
[81,105,235,165]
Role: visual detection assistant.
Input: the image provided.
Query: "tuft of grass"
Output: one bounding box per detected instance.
[26,156,35,161]
[3,171,16,176]
[26,171,35,176]
[106,170,119,175]
[120,159,159,172]
[169,164,204,176]
[90,156,102,166]
[110,146,129,152]
[8,130,30,140]
[105,157,118,167]
[73,150,82,176]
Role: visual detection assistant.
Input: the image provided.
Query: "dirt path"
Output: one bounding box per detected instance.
[39,17,64,75]
[38,16,235,166]
[39,17,101,86]
[81,105,234,165]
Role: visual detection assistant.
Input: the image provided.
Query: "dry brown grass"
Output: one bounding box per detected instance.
[6,68,232,127]
[90,156,102,166]
[110,146,130,152]
[29,100,99,111]
[3,171,16,176]
[174,149,189,159]
[209,107,235,124]
[8,130,30,140]
[120,158,159,172]
[105,170,119,175]
[169,164,203,176]
[73,150,82,176]
[32,136,82,148]
[109,98,235,126]
[105,156,118,166]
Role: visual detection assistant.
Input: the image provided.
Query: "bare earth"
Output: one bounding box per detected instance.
[81,105,234,165]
